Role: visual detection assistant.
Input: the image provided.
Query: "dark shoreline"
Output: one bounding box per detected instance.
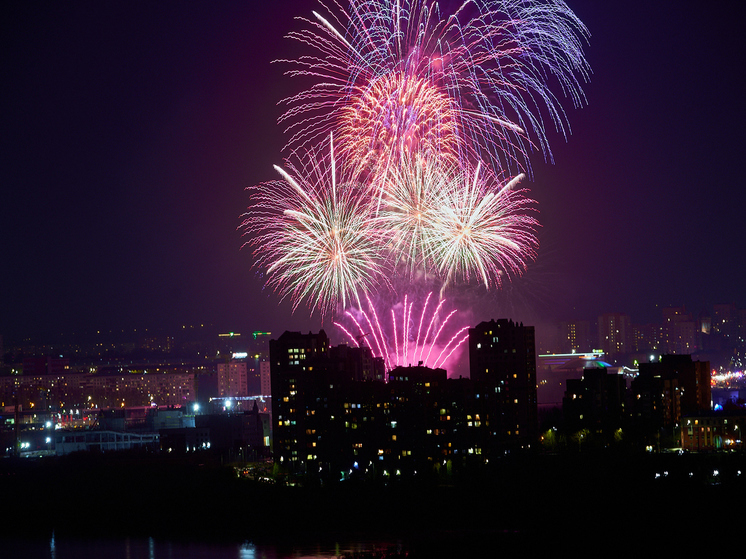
[3,450,742,554]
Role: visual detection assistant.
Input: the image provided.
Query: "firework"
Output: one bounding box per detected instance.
[426,162,539,290]
[336,293,470,371]
[243,150,537,313]
[240,135,390,315]
[242,0,588,321]
[279,0,590,183]
[375,153,449,273]
[337,71,461,196]
[377,155,538,289]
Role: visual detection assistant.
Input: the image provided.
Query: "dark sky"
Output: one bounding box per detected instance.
[3,0,745,345]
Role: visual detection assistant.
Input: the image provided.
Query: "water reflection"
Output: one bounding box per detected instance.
[0,536,408,559]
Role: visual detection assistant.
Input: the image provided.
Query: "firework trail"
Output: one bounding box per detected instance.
[279,0,590,187]
[336,293,470,371]
[240,135,390,316]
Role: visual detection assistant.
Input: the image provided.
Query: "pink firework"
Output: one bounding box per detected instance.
[279,0,590,186]
[337,71,461,196]
[335,292,470,372]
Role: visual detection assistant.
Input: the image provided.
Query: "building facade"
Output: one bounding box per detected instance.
[217,359,248,398]
[468,319,538,449]
[269,322,540,479]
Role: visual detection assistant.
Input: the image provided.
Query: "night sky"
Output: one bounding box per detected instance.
[3,0,745,346]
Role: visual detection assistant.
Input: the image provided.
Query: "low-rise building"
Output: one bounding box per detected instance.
[681,411,746,451]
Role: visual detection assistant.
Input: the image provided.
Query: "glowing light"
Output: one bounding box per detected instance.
[377,156,538,288]
[422,162,538,290]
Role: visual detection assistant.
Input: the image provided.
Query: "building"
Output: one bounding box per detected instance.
[22,356,70,376]
[54,430,159,455]
[270,330,330,469]
[260,361,271,396]
[246,331,272,396]
[195,401,270,460]
[557,320,593,353]
[329,343,386,382]
[159,427,211,453]
[681,411,746,451]
[217,359,248,398]
[536,351,609,408]
[269,321,540,480]
[631,323,663,353]
[563,367,627,438]
[712,303,737,341]
[661,306,698,354]
[631,354,711,442]
[0,369,195,411]
[597,313,631,356]
[467,318,538,450]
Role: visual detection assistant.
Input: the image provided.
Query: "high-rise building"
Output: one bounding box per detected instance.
[329,343,385,382]
[631,322,663,353]
[558,320,592,353]
[597,313,631,356]
[563,368,627,437]
[661,306,697,354]
[712,303,737,341]
[671,319,698,355]
[468,319,538,449]
[249,331,272,395]
[259,361,271,396]
[269,330,330,468]
[632,354,711,438]
[738,308,746,348]
[268,321,541,478]
[217,359,248,398]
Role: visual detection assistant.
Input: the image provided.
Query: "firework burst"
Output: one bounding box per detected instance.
[375,153,449,274]
[426,163,539,291]
[241,136,390,315]
[338,71,461,194]
[241,0,589,324]
[279,0,590,182]
[377,155,538,290]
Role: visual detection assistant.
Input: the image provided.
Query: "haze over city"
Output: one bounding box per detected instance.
[3,0,744,346]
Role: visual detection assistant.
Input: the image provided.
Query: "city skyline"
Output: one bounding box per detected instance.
[3,0,745,345]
